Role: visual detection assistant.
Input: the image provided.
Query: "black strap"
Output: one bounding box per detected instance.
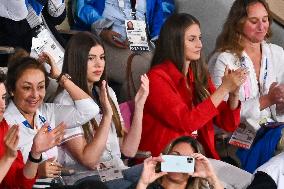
[130,0,137,20]
[28,151,42,163]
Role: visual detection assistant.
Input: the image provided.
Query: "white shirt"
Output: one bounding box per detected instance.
[254,152,284,189]
[54,86,127,172]
[4,98,99,162]
[209,42,284,131]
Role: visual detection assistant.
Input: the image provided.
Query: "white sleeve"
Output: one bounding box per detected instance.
[270,44,284,83]
[53,91,85,143]
[209,52,262,129]
[47,0,65,17]
[53,96,99,128]
[270,44,284,121]
[208,52,227,87]
[0,0,28,21]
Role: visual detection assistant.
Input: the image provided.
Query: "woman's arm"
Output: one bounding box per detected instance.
[1,123,64,186]
[62,81,113,169]
[39,52,92,100]
[136,156,167,189]
[209,53,268,123]
[210,66,247,109]
[191,153,223,189]
[0,125,19,183]
[24,122,65,179]
[120,75,149,157]
[145,68,241,134]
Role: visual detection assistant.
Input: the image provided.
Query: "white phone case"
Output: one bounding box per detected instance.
[161,155,195,173]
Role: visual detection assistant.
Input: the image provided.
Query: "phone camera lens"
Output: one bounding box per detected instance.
[187,157,193,163]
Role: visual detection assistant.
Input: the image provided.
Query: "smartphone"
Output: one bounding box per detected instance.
[161,155,195,173]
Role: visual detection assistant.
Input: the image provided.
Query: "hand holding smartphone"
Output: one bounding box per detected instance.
[161,155,195,173]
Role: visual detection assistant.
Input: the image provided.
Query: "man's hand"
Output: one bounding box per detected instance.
[100,29,128,49]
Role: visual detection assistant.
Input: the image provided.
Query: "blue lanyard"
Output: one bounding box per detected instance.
[262,58,268,92]
[22,114,51,132]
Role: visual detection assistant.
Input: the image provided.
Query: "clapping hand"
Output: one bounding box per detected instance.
[99,80,113,117]
[268,82,284,105]
[3,125,19,160]
[134,74,149,107]
[33,122,65,178]
[31,122,65,155]
[221,66,248,94]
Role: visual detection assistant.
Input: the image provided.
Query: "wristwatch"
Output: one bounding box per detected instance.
[56,73,72,83]
[28,151,42,163]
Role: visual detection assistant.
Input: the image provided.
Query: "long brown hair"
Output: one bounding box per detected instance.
[214,0,272,59]
[58,31,124,140]
[152,13,210,104]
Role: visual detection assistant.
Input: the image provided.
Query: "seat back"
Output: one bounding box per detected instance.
[209,158,253,189]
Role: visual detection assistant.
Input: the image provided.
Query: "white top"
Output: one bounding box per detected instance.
[4,98,99,163]
[209,41,284,130]
[254,152,284,189]
[0,0,28,21]
[0,0,65,21]
[54,86,127,172]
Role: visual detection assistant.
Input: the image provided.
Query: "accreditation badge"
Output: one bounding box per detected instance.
[31,25,64,67]
[125,20,150,52]
[96,157,124,182]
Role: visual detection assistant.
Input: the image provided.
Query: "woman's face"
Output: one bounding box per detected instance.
[87,45,105,85]
[242,2,269,43]
[165,142,196,184]
[184,23,202,62]
[13,68,45,115]
[0,83,6,120]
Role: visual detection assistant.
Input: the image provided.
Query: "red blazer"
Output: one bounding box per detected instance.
[0,119,36,189]
[139,61,241,159]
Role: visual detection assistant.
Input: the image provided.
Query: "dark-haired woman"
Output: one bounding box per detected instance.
[54,31,149,188]
[0,71,66,189]
[3,53,99,180]
[138,13,248,159]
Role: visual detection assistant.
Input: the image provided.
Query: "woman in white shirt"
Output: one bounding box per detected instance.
[4,51,99,179]
[54,31,149,188]
[209,0,284,173]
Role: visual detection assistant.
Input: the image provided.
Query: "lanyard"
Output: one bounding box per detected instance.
[118,0,137,20]
[240,56,251,100]
[262,58,268,93]
[22,114,51,132]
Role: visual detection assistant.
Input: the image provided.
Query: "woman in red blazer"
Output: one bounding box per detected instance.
[139,13,248,159]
